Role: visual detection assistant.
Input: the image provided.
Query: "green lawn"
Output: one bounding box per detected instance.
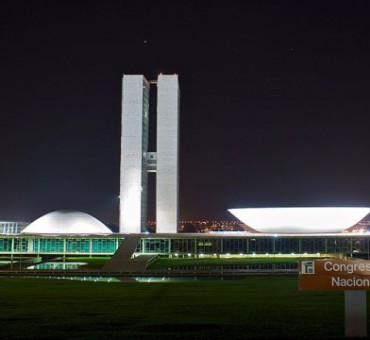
[65,256,111,269]
[147,256,319,269]
[56,256,317,270]
[0,276,356,339]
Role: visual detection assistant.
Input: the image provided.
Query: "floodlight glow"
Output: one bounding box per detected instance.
[228,207,370,233]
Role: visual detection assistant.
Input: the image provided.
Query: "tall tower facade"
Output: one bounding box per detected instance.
[120,74,179,234]
[120,75,149,233]
[156,75,180,233]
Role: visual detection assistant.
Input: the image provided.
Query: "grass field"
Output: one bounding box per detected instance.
[63,256,317,270]
[0,276,358,339]
[147,256,319,269]
[66,256,111,269]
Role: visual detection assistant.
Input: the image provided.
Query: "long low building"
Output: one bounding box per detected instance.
[1,208,370,259]
[1,232,370,258]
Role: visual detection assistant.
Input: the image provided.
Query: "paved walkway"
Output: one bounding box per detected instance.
[103,235,157,272]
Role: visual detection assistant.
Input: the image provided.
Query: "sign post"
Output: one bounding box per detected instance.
[299,259,370,338]
[345,290,367,337]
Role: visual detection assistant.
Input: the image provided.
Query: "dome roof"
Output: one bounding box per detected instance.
[21,210,112,234]
[228,207,370,234]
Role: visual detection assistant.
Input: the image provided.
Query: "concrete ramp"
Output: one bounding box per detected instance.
[103,235,156,272]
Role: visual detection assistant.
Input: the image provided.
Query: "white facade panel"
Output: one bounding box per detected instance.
[228,207,370,233]
[156,75,179,233]
[120,75,149,233]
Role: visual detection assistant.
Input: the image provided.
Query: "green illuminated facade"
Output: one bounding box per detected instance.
[0,234,369,258]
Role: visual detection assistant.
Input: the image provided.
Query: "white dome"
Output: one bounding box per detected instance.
[22,210,112,234]
[228,207,370,234]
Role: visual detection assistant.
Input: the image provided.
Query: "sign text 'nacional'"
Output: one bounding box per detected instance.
[299,259,370,290]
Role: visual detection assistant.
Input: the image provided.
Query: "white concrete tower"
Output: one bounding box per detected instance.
[120,74,179,234]
[120,75,149,233]
[156,74,180,233]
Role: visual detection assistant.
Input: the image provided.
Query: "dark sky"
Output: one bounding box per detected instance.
[1,1,370,223]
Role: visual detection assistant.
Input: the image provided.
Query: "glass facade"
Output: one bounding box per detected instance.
[0,237,121,255]
[0,222,29,234]
[0,234,369,258]
[135,235,370,258]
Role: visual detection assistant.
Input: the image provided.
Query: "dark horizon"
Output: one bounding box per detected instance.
[1,1,370,224]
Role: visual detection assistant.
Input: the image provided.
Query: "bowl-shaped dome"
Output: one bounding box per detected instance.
[21,210,112,234]
[228,207,370,234]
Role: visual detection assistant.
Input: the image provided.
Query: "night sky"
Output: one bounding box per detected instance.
[1,1,370,224]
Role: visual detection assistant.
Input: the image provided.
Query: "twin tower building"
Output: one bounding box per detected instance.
[120,74,180,234]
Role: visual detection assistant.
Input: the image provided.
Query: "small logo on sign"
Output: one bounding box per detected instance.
[302,261,315,274]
